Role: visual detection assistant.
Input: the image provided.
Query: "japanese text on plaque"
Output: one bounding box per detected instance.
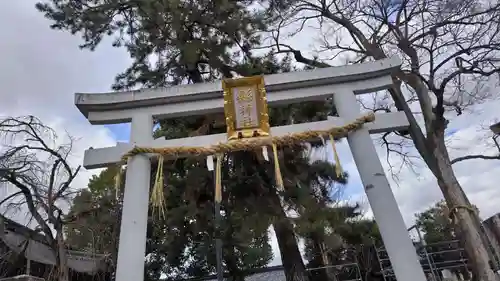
[232,86,259,129]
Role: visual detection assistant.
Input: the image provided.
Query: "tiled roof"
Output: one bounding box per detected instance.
[184,266,286,281]
[204,270,285,281]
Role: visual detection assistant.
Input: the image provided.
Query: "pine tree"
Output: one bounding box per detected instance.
[38,1,346,280]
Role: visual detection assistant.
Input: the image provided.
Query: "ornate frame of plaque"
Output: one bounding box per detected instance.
[222,75,270,140]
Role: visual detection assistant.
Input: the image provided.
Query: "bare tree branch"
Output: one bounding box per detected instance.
[0,115,81,281]
[264,0,500,279]
[451,154,500,164]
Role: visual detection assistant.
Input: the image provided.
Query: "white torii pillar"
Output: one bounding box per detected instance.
[75,57,426,281]
[333,88,425,280]
[115,113,153,281]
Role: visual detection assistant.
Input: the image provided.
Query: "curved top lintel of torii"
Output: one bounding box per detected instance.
[74,57,401,125]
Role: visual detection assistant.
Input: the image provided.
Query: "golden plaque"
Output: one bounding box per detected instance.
[222,75,270,140]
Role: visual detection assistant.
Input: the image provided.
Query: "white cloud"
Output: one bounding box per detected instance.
[0,1,128,221]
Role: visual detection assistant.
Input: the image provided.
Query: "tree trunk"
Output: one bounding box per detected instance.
[273,219,309,281]
[223,206,246,281]
[358,245,384,281]
[308,233,333,281]
[250,151,309,281]
[55,230,69,281]
[226,255,245,281]
[388,76,497,281]
[430,131,498,281]
[271,193,309,281]
[319,241,337,281]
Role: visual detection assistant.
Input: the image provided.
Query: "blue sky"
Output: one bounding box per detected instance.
[105,124,131,142]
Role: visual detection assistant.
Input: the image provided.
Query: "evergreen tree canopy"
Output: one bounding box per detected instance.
[41,1,353,281]
[415,200,458,244]
[65,167,121,255]
[36,0,269,87]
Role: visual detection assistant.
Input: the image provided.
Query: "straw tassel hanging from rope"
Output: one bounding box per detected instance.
[215,154,223,203]
[114,165,124,200]
[329,134,343,178]
[271,143,284,191]
[151,155,166,219]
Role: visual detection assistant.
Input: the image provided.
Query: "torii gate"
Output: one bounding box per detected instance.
[75,57,426,281]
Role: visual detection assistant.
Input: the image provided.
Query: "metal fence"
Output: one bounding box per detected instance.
[375,239,470,281]
[307,262,363,281]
